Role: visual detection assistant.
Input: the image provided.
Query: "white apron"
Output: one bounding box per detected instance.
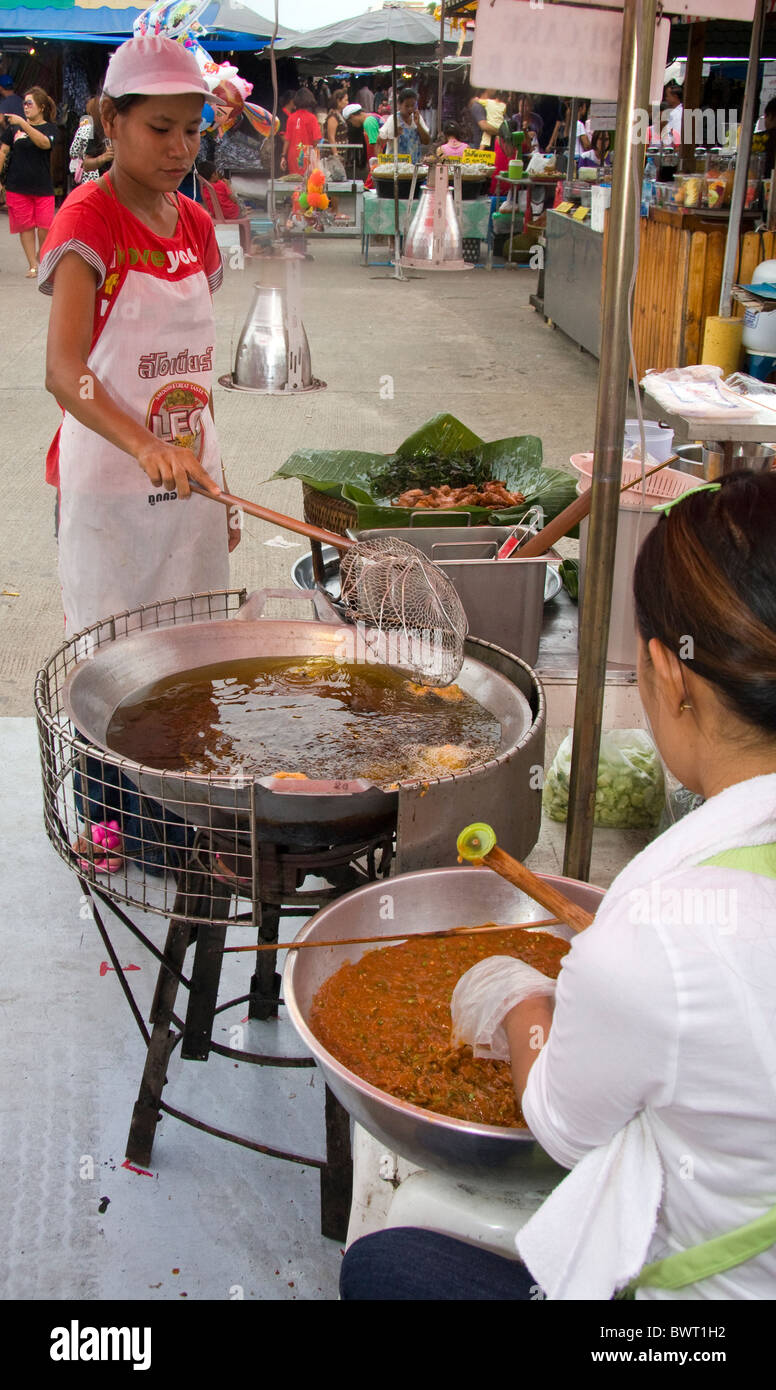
[57,222,228,634]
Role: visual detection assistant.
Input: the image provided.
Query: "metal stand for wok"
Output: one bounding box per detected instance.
[76,824,392,1242]
[33,587,399,1243]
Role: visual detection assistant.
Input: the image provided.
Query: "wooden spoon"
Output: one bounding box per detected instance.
[190,481,354,552]
[457,824,596,934]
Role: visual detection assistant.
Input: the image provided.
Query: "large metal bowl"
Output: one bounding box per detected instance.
[284,866,605,1177]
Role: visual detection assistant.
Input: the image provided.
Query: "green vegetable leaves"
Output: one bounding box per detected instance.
[273,414,578,530]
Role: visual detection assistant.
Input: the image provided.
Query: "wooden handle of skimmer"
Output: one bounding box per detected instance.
[457,824,596,934]
[516,456,678,560]
[190,482,354,553]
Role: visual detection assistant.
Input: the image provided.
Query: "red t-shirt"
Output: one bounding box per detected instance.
[285,109,321,175]
[201,177,242,221]
[38,179,222,486]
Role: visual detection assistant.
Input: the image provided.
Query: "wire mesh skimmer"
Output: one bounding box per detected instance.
[192,484,469,686]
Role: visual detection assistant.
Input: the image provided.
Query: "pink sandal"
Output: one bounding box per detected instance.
[76,821,123,874]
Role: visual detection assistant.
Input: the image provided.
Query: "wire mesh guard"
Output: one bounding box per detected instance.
[338,537,469,687]
[34,588,395,928]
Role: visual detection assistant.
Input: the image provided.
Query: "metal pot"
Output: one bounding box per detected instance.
[61,590,546,866]
[284,866,605,1177]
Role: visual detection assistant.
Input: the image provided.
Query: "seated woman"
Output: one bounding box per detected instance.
[341,470,776,1300]
[578,129,612,170]
[196,159,245,220]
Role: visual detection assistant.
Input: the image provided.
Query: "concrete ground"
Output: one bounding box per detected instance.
[0,212,648,1303]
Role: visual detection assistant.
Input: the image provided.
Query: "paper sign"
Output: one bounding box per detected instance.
[572,206,590,220]
[556,201,575,213]
[472,0,670,104]
[461,148,496,165]
[378,152,411,163]
[589,101,618,131]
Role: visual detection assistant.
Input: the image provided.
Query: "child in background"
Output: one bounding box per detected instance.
[438,121,469,158]
[481,94,506,146]
[196,159,244,220]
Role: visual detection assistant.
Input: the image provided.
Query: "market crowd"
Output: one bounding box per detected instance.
[0,45,698,275]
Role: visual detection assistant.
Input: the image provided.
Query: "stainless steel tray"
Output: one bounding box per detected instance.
[292,545,562,605]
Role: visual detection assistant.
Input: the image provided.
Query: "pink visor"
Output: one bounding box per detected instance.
[103,35,224,104]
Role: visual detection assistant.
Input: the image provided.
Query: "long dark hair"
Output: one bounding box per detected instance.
[634,470,776,734]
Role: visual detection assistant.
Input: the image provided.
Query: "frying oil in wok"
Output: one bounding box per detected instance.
[106,657,501,785]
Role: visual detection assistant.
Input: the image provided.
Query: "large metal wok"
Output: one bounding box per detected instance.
[60,589,547,866]
[284,866,605,1178]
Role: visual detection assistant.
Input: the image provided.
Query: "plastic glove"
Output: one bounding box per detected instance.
[450,955,556,1062]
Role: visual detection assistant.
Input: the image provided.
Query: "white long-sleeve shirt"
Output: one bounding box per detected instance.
[522,774,776,1300]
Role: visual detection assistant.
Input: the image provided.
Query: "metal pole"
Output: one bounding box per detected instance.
[563,0,657,881]
[437,0,446,143]
[567,97,578,181]
[391,42,404,279]
[268,0,279,224]
[718,0,767,318]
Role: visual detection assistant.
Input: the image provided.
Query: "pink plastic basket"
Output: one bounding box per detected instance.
[570,453,701,510]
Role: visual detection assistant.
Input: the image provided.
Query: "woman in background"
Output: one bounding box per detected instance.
[69,95,113,187]
[280,87,321,177]
[0,86,58,276]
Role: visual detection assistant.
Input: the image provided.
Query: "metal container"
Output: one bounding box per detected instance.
[673,444,704,480]
[354,526,560,666]
[702,441,776,479]
[284,866,605,1177]
[403,183,463,264]
[58,589,547,870]
[230,284,312,392]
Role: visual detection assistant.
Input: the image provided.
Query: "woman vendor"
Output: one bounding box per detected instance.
[40,33,239,870]
[341,471,776,1300]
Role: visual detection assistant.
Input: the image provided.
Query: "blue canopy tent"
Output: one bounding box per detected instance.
[0,2,295,47]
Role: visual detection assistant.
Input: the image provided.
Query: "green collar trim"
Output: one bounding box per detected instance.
[699,842,776,879]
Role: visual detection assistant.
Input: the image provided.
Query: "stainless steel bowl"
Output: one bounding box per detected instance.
[284,865,605,1177]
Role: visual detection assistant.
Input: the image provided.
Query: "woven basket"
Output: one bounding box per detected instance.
[302,482,358,538]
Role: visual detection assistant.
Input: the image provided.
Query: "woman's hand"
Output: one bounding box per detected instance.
[133,439,223,500]
[280,155,288,170]
[450,955,556,1061]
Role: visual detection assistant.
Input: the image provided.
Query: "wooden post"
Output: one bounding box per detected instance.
[680,22,707,172]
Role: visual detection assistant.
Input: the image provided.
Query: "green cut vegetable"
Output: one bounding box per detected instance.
[559,559,579,601]
[543,730,664,829]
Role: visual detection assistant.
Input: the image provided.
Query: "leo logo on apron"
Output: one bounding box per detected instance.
[146,380,209,459]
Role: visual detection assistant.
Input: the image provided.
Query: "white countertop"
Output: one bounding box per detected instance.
[642,380,776,442]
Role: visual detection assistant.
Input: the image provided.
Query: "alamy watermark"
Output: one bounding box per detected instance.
[627,882,738,934]
[631,106,738,147]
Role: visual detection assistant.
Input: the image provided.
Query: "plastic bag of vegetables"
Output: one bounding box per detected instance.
[543,729,665,829]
